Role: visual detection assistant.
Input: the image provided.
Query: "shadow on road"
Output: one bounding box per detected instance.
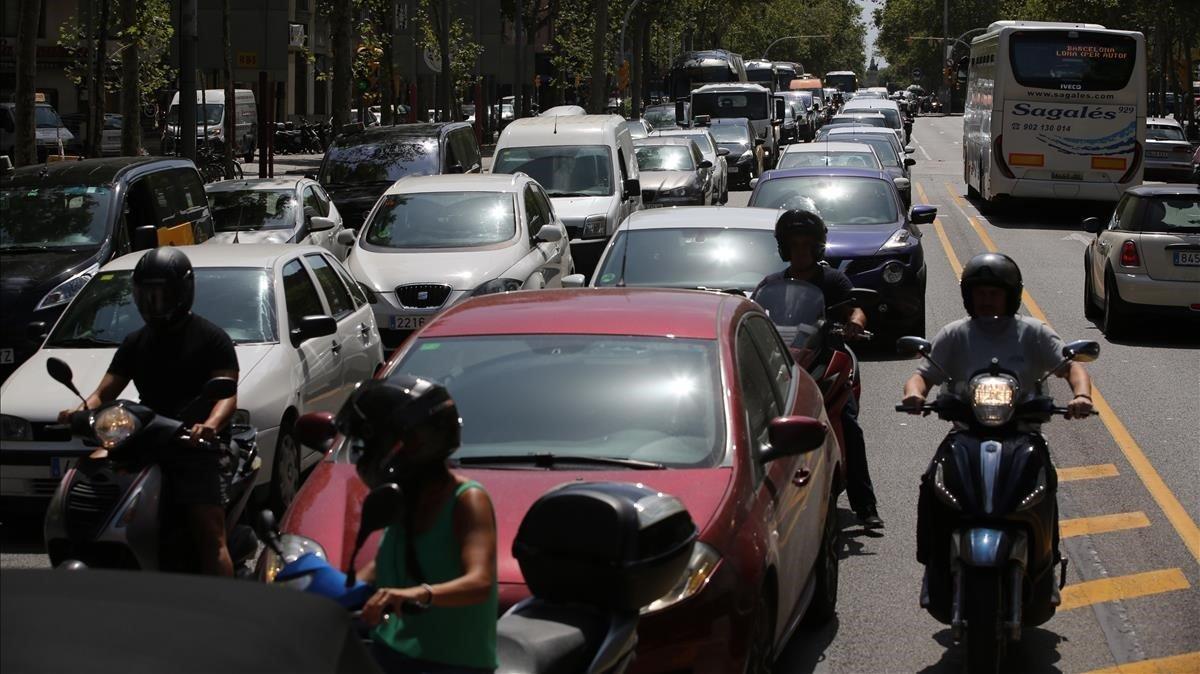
[916,627,1066,673]
[836,507,882,561]
[774,615,841,674]
[963,194,1114,231]
[1078,315,1200,350]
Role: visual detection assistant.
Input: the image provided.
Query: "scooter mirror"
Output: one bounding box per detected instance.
[1063,340,1100,363]
[202,377,238,401]
[896,336,932,358]
[45,357,75,389]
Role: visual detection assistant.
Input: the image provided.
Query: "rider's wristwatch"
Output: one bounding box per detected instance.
[415,583,434,609]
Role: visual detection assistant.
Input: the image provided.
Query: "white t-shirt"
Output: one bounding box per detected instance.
[918,315,1066,401]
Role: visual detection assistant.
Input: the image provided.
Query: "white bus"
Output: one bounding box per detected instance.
[963,21,1145,207]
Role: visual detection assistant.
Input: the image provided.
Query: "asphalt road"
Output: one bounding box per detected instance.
[3,118,1196,673]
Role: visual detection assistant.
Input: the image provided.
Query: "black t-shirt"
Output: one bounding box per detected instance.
[755,265,855,316]
[108,314,239,424]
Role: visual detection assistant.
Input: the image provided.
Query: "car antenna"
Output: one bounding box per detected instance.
[615,223,632,288]
[554,113,559,135]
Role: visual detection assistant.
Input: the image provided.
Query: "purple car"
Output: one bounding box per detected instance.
[748,167,936,337]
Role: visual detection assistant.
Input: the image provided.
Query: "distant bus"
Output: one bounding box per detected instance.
[824,71,860,93]
[963,21,1145,206]
[665,50,748,101]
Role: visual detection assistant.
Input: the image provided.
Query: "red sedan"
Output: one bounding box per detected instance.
[275,288,843,673]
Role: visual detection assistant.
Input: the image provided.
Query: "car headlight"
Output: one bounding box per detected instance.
[969,373,1018,427]
[35,263,99,311]
[664,186,692,197]
[880,230,911,251]
[881,260,906,285]
[262,534,328,583]
[470,277,523,297]
[582,215,607,239]
[642,542,721,614]
[93,405,142,449]
[0,414,33,441]
[207,126,223,136]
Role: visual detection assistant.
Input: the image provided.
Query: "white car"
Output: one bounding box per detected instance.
[777,141,883,170]
[346,174,574,348]
[0,244,384,513]
[1082,184,1200,337]
[1145,117,1195,182]
[205,178,354,260]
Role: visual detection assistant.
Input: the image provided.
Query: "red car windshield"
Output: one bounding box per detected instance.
[393,334,726,468]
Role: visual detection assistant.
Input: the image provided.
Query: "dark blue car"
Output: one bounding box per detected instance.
[748,167,936,337]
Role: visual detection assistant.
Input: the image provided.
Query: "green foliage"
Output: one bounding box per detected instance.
[414,0,486,93]
[57,0,175,107]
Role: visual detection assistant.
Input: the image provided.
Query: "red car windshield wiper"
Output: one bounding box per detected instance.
[456,453,665,470]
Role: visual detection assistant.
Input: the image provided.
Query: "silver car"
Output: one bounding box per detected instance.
[205,178,353,260]
[633,137,715,207]
[1145,117,1194,182]
[653,127,729,204]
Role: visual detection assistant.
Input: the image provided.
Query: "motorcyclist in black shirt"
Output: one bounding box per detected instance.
[59,247,240,576]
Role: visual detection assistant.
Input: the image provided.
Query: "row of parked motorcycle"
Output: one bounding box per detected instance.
[270,120,332,155]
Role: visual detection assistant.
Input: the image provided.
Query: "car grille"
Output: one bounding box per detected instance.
[396,284,451,309]
[641,189,657,204]
[66,479,122,539]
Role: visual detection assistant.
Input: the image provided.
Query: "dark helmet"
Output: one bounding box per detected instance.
[774,200,827,261]
[335,376,462,489]
[132,247,195,329]
[960,252,1023,316]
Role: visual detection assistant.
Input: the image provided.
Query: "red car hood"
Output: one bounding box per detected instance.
[284,463,733,587]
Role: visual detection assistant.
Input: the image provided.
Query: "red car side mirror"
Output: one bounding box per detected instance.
[295,411,337,452]
[761,416,827,463]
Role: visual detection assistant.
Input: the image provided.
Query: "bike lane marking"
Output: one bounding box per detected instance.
[1059,568,1190,612]
[1058,464,1120,482]
[1082,651,1200,674]
[1061,512,1151,539]
[941,181,1200,564]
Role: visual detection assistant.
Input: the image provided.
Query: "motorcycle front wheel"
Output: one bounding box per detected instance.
[964,568,1004,674]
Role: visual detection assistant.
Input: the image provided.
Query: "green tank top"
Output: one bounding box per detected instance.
[372,480,498,669]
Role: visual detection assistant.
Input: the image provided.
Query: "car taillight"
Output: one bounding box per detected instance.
[1119,140,1142,184]
[1119,240,1140,267]
[993,134,1015,179]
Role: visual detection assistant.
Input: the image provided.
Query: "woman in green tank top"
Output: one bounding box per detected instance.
[334,376,498,674]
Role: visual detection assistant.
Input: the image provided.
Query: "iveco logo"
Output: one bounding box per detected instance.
[417,291,429,301]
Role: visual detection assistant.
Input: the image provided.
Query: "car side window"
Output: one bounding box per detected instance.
[745,316,793,409]
[312,185,332,216]
[282,259,326,332]
[302,186,323,225]
[737,324,781,452]
[305,253,354,318]
[166,168,215,241]
[523,186,542,240]
[443,131,461,172]
[533,185,555,225]
[327,253,367,308]
[1109,196,1138,231]
[456,128,481,171]
[617,148,631,184]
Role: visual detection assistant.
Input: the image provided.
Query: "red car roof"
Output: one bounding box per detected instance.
[420,288,738,340]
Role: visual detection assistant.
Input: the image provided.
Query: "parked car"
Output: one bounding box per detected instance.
[622,118,654,140]
[0,157,215,383]
[0,101,82,160]
[818,126,916,207]
[1081,184,1200,337]
[633,137,715,207]
[709,117,763,187]
[345,174,573,348]
[777,141,882,170]
[318,122,482,231]
[1144,117,1195,182]
[0,244,383,513]
[748,167,936,337]
[491,114,641,279]
[165,89,258,161]
[643,102,687,130]
[205,178,353,259]
[584,207,783,293]
[653,127,730,204]
[280,287,843,674]
[60,113,123,156]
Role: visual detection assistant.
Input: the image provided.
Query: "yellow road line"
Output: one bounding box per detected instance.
[913,182,962,276]
[1082,652,1200,674]
[1058,463,1120,482]
[1059,568,1190,611]
[939,180,1200,563]
[1061,511,1151,538]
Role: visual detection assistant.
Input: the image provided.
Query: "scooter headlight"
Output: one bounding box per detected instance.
[969,373,1018,427]
[262,534,327,583]
[93,405,142,449]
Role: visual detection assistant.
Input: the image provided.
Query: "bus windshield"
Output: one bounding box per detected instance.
[825,73,859,92]
[693,92,768,121]
[1009,31,1137,91]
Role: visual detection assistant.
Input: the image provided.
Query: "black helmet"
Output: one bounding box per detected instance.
[132,247,195,330]
[960,252,1023,316]
[774,201,827,261]
[335,376,462,489]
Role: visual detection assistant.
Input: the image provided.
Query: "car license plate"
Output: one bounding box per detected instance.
[1147,151,1168,159]
[1051,171,1083,181]
[0,348,12,365]
[1173,250,1200,267]
[390,315,426,330]
[50,457,78,479]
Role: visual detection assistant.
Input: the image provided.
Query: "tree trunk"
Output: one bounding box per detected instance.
[381,0,396,125]
[121,0,141,156]
[91,0,111,158]
[514,0,524,119]
[439,0,452,121]
[631,19,642,118]
[641,17,652,107]
[331,0,353,129]
[14,0,41,166]
[223,0,234,163]
[588,0,607,113]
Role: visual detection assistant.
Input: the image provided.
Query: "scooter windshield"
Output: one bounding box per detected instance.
[750,278,826,346]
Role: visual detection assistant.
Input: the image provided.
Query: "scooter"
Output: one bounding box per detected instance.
[42,357,262,574]
[895,336,1100,674]
[258,455,697,674]
[751,277,876,483]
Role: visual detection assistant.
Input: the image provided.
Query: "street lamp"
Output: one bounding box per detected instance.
[762,35,830,60]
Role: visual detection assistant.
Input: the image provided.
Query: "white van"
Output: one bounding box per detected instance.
[0,101,81,160]
[491,114,642,277]
[166,89,257,160]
